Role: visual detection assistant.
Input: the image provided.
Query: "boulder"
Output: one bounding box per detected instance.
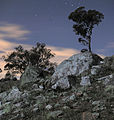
[51,52,102,90]
[20,64,39,86]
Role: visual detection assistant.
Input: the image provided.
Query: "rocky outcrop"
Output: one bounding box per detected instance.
[0,52,114,120]
[51,52,102,90]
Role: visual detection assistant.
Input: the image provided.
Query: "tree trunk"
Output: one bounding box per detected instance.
[88,39,92,53]
[88,26,92,53]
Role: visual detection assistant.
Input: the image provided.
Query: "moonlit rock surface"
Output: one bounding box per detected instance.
[51,52,94,89]
[6,86,22,101]
[80,76,91,86]
[52,77,70,90]
[91,65,101,75]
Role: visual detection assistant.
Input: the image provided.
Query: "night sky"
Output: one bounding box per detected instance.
[0,0,114,68]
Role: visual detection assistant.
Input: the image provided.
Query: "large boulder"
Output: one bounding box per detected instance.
[20,64,39,86]
[51,52,102,90]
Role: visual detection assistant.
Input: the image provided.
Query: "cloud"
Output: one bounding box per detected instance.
[98,54,105,59]
[106,42,114,48]
[0,40,32,79]
[96,41,114,55]
[48,46,80,64]
[0,23,30,40]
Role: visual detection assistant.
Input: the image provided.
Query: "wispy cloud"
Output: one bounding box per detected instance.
[106,42,114,48]
[96,41,114,55]
[48,46,80,64]
[0,23,30,41]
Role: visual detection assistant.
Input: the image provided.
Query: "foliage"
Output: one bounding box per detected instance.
[68,6,104,52]
[3,42,55,76]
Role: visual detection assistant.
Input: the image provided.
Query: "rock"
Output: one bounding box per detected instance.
[69,94,76,101]
[92,101,100,106]
[81,49,88,53]
[47,110,63,119]
[98,74,114,85]
[39,85,44,90]
[62,93,76,103]
[80,76,91,86]
[62,106,70,110]
[6,86,22,102]
[45,104,52,110]
[33,107,39,112]
[82,112,95,120]
[91,65,101,75]
[51,52,102,90]
[0,92,7,101]
[0,110,5,116]
[20,64,39,86]
[52,77,70,90]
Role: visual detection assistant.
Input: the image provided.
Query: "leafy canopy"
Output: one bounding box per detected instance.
[69,6,104,52]
[3,42,55,76]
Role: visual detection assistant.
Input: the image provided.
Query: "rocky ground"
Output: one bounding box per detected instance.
[0,52,114,120]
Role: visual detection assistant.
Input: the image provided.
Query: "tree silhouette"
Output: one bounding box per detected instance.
[68,6,104,52]
[3,42,55,76]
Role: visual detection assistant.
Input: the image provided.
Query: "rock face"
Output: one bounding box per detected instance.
[51,52,102,90]
[20,64,39,86]
[80,76,91,86]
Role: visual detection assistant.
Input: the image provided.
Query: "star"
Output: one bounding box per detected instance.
[71,4,74,7]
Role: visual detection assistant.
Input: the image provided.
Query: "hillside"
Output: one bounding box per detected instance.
[0,51,114,120]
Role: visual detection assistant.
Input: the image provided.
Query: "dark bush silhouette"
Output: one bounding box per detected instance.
[69,6,104,52]
[3,42,55,76]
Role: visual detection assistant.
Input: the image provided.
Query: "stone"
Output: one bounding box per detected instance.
[45,104,52,110]
[0,92,7,101]
[62,106,70,110]
[69,94,76,101]
[91,65,101,75]
[39,85,44,90]
[20,64,39,86]
[92,101,100,106]
[6,86,22,102]
[80,76,91,86]
[98,74,114,85]
[33,107,39,112]
[82,112,95,120]
[52,77,70,90]
[0,110,5,116]
[47,110,63,119]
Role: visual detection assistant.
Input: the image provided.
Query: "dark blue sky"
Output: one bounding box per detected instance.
[0,0,114,57]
